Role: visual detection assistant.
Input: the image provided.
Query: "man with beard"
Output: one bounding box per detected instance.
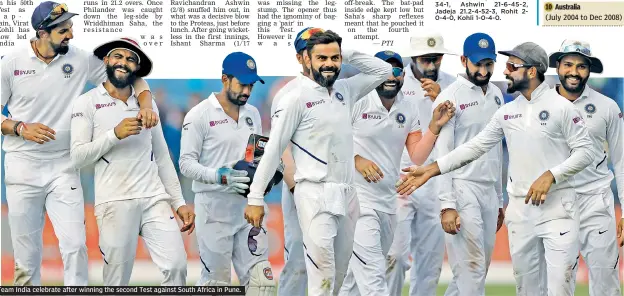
[69,38,194,285]
[386,32,457,296]
[0,2,158,286]
[547,40,624,296]
[338,50,455,296]
[274,27,326,296]
[244,30,392,296]
[179,52,277,295]
[430,33,505,296]
[396,41,597,296]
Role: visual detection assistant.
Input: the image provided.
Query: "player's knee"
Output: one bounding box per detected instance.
[58,234,87,256]
[247,261,276,296]
[164,254,188,276]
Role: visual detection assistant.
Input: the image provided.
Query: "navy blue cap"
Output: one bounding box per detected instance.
[31,2,78,30]
[222,52,265,85]
[463,33,496,64]
[294,27,325,53]
[375,50,404,68]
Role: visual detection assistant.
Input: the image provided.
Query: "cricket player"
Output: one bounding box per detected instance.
[339,50,455,296]
[275,27,327,296]
[244,30,393,296]
[386,33,457,296]
[179,52,278,295]
[547,40,623,296]
[397,42,597,296]
[0,2,158,286]
[69,38,194,286]
[432,33,505,296]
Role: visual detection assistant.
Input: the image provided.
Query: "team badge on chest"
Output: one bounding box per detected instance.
[245,117,254,130]
[396,112,406,128]
[62,63,73,79]
[584,103,596,118]
[335,92,345,105]
[494,96,501,106]
[538,110,549,126]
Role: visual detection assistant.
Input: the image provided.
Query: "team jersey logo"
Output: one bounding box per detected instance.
[245,117,254,127]
[306,99,325,108]
[335,92,345,105]
[539,110,550,121]
[460,101,478,110]
[247,59,255,70]
[494,96,501,106]
[619,112,623,119]
[62,63,73,78]
[95,102,116,110]
[396,112,406,128]
[362,113,382,120]
[584,103,596,114]
[504,114,522,120]
[209,119,228,127]
[13,69,36,76]
[573,116,585,125]
[263,267,274,280]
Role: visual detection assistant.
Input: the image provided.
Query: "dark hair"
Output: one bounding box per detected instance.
[35,25,57,39]
[537,71,545,82]
[305,30,342,57]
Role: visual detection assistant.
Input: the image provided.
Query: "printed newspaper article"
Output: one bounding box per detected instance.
[0,0,623,294]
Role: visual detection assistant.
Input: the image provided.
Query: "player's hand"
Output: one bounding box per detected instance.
[441,209,461,234]
[114,117,142,139]
[244,205,265,228]
[428,100,456,135]
[497,208,505,232]
[354,155,384,183]
[137,108,159,128]
[176,205,196,235]
[525,170,555,206]
[421,78,441,101]
[395,164,435,196]
[20,122,56,144]
[216,164,250,194]
[617,218,624,247]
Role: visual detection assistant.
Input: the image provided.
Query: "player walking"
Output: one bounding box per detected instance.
[244,30,392,296]
[0,2,158,286]
[548,40,623,296]
[397,42,597,296]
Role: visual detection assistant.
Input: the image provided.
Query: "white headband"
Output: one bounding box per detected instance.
[107,48,141,64]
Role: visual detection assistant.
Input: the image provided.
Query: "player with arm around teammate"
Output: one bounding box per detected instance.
[431,33,505,296]
[397,42,598,296]
[547,40,624,296]
[338,50,455,296]
[244,30,393,296]
[179,52,280,295]
[69,38,194,286]
[0,2,158,286]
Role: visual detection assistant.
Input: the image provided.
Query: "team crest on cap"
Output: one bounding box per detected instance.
[245,117,254,127]
[62,63,73,78]
[539,110,550,121]
[427,38,436,47]
[584,103,596,114]
[478,39,489,48]
[384,50,395,56]
[494,96,501,106]
[246,59,255,70]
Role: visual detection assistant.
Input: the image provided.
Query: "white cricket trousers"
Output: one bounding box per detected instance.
[95,195,187,285]
[339,207,397,296]
[569,187,621,296]
[278,184,307,296]
[443,179,498,296]
[194,192,272,286]
[294,181,360,296]
[386,188,445,296]
[4,153,88,286]
[505,188,580,296]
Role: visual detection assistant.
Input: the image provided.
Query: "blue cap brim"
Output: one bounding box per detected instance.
[235,73,265,85]
[467,52,496,64]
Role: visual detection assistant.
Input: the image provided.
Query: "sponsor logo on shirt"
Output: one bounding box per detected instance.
[71,112,83,118]
[573,116,585,125]
[503,114,522,120]
[362,113,382,120]
[13,69,36,76]
[306,99,325,109]
[95,102,116,109]
[402,90,416,96]
[619,112,623,119]
[460,101,478,110]
[209,119,228,127]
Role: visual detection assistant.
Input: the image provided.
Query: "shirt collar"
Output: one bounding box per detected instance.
[521,81,550,103]
[456,74,493,94]
[208,92,250,115]
[555,84,593,103]
[371,88,404,112]
[28,38,66,63]
[96,82,137,105]
[299,73,327,91]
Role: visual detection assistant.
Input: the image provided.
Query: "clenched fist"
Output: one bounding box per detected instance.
[114,117,142,139]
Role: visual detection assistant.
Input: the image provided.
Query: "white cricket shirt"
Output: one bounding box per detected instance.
[550,85,624,204]
[271,73,305,115]
[437,82,597,198]
[399,68,456,197]
[1,41,107,160]
[70,84,185,209]
[433,75,505,210]
[247,49,393,207]
[178,93,263,196]
[352,91,421,213]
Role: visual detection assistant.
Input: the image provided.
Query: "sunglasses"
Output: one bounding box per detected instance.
[392,67,403,77]
[37,3,68,30]
[506,62,539,72]
[247,226,266,255]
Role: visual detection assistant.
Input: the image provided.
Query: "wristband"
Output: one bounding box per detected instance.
[13,121,22,136]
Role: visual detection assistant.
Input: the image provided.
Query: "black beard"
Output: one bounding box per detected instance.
[51,40,69,55]
[375,80,403,99]
[226,87,249,106]
[106,64,137,89]
[311,65,340,87]
[466,67,491,87]
[506,72,529,94]
[558,73,588,94]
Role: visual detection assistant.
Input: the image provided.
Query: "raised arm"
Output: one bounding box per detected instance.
[70,98,120,169]
[340,49,393,102]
